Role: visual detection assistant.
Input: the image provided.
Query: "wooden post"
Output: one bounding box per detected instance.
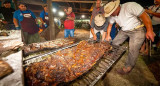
[47,0,56,40]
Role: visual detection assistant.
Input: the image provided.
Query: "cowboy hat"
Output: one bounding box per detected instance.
[94,14,106,26]
[104,0,120,17]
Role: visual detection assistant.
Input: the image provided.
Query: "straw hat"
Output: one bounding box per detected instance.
[94,14,106,26]
[104,0,120,17]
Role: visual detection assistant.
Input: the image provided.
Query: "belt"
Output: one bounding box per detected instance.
[130,24,144,31]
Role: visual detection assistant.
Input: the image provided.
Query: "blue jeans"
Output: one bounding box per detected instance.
[64,29,75,38]
[111,23,117,40]
[96,32,100,41]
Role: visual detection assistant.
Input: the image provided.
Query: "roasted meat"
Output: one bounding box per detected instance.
[0,32,9,36]
[24,38,75,54]
[0,60,13,79]
[25,40,111,86]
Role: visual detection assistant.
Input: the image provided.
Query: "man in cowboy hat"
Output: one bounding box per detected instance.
[90,0,108,41]
[105,0,155,74]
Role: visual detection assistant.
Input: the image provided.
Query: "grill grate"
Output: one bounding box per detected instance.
[23,41,127,86]
[67,45,127,86]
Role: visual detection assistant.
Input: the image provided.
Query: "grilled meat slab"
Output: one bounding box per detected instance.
[25,40,111,86]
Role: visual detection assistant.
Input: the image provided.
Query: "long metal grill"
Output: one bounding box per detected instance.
[59,45,127,86]
[23,42,127,86]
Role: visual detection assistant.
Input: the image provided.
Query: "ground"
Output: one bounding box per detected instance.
[56,28,160,86]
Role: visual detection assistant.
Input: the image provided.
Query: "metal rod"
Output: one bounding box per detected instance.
[149,40,152,57]
[52,0,108,3]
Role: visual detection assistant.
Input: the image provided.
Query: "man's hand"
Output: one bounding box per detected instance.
[105,35,112,41]
[145,9,153,14]
[146,31,155,42]
[64,8,67,12]
[93,35,97,40]
[2,21,8,24]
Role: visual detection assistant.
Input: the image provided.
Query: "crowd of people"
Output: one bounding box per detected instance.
[0,1,75,44]
[0,0,160,75]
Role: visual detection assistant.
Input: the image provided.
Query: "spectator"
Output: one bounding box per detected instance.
[0,1,15,30]
[13,3,40,44]
[64,7,75,38]
[40,4,49,30]
[90,0,108,41]
[145,0,160,49]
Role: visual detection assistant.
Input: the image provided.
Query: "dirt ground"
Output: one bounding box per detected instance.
[56,28,160,86]
[56,28,90,40]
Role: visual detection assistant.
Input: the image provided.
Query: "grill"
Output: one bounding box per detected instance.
[68,45,127,86]
[23,41,127,86]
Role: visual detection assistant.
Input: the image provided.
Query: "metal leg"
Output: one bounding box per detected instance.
[148,40,152,61]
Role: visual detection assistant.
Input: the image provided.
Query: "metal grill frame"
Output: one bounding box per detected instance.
[58,45,127,86]
[23,41,127,86]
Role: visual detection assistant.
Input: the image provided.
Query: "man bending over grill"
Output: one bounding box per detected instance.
[90,0,108,41]
[105,0,155,75]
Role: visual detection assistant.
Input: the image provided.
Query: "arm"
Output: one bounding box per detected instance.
[13,18,19,27]
[145,9,160,18]
[67,16,75,20]
[90,15,93,25]
[35,18,38,24]
[91,28,97,40]
[102,31,106,41]
[39,11,45,24]
[67,13,75,20]
[139,11,155,42]
[40,17,45,24]
[105,23,113,41]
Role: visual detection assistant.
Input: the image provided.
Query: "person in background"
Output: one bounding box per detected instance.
[0,1,15,30]
[105,0,155,75]
[39,4,49,30]
[64,7,75,38]
[146,0,160,49]
[13,3,40,44]
[90,0,104,41]
[90,0,116,41]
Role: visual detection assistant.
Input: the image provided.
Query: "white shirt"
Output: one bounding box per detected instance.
[149,5,160,25]
[109,2,144,31]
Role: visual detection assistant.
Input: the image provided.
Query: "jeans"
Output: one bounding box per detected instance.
[112,27,145,67]
[110,23,117,40]
[90,28,104,41]
[96,32,100,41]
[64,29,75,38]
[22,31,40,44]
